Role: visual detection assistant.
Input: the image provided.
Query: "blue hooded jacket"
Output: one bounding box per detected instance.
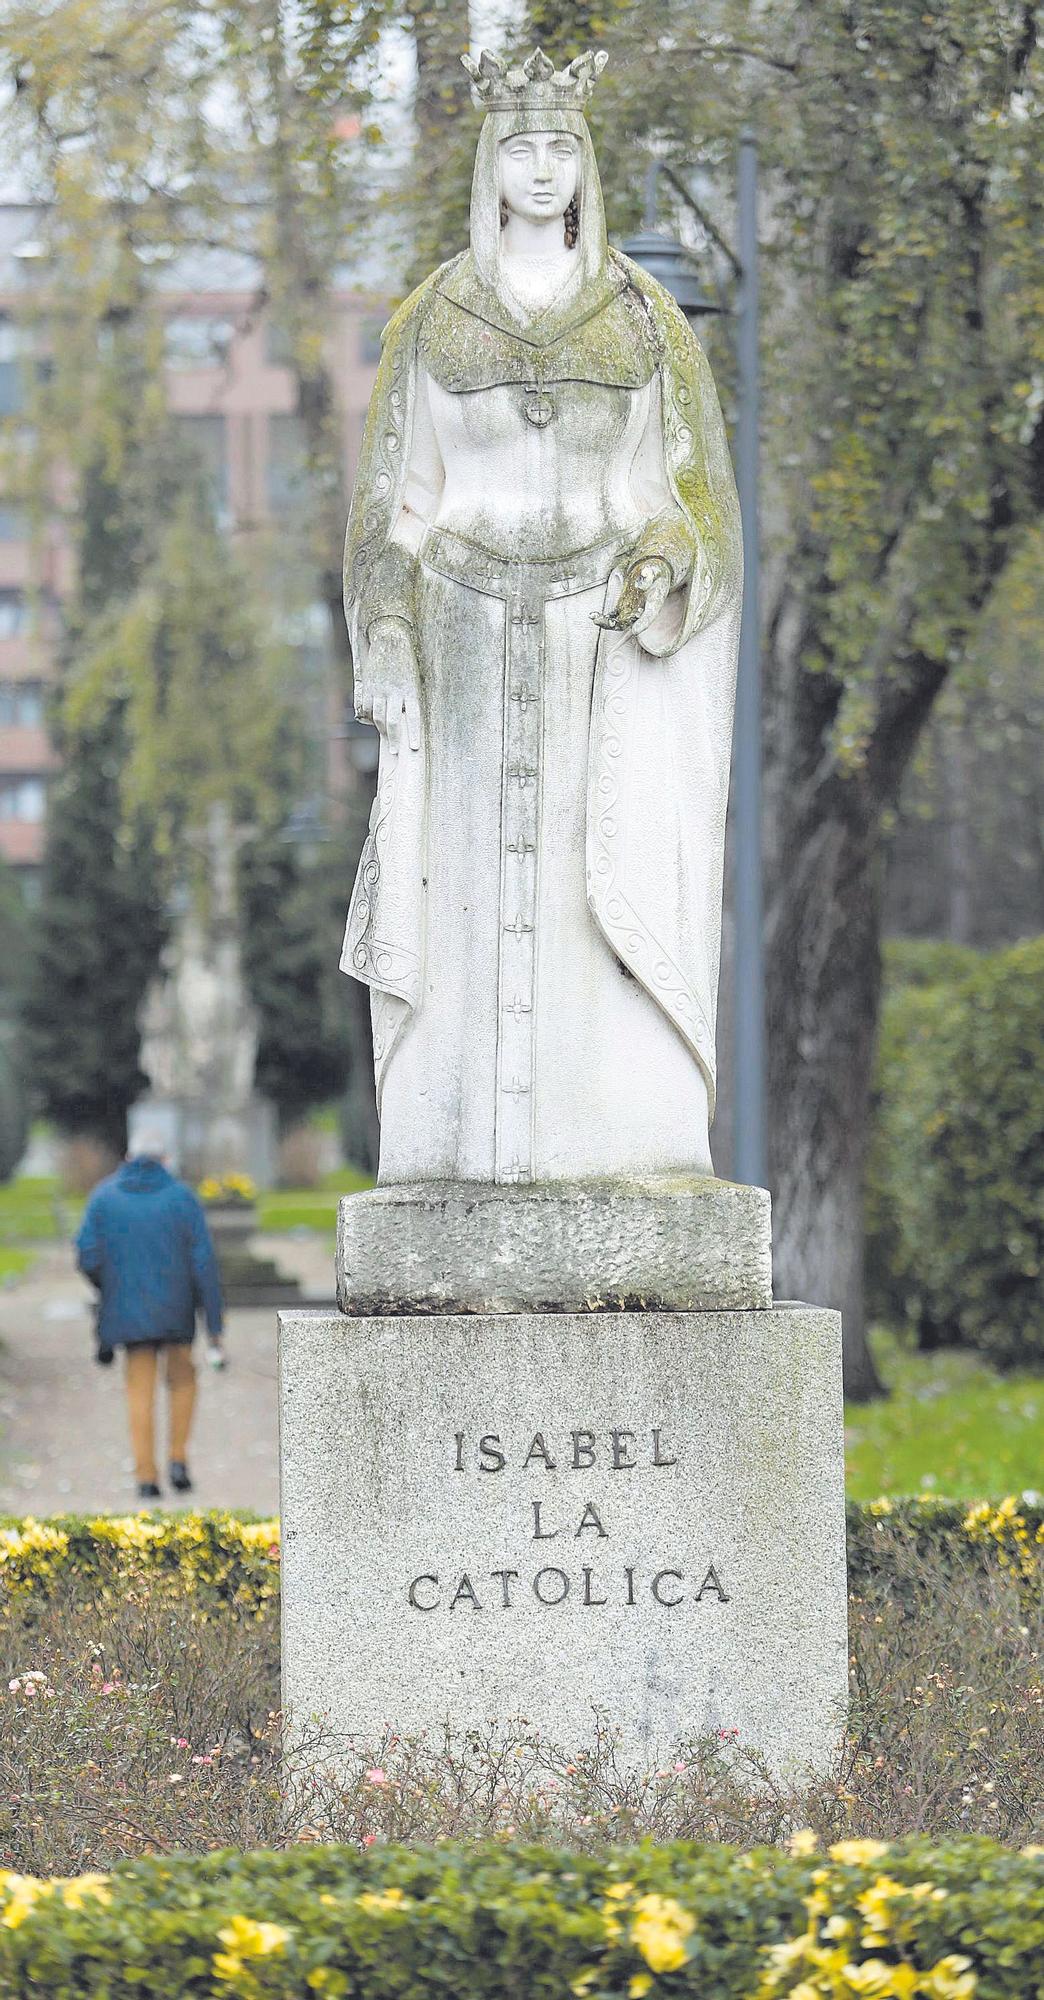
[76,1157,224,1349]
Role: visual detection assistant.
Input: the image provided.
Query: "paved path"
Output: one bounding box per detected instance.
[0,1236,333,1517]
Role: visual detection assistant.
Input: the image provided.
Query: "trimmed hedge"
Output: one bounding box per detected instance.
[868,937,1044,1368]
[0,1511,281,1608]
[0,1837,1040,1997]
[2,1500,1040,1607]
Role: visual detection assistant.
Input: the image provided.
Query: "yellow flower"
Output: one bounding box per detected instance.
[788,1828,820,1856]
[843,1962,896,1996]
[631,1894,695,1974]
[570,1972,599,1996]
[767,1935,810,1973]
[888,1969,924,2000]
[0,1875,54,1928]
[216,1915,289,1958]
[356,1887,407,1915]
[926,1956,976,2000]
[830,1840,891,1866]
[857,1876,909,1941]
[629,1978,654,1997]
[601,1880,635,1941]
[57,1872,112,1909]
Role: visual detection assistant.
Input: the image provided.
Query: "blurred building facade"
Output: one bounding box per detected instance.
[0,202,382,887]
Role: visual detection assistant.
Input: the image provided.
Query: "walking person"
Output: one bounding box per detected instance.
[75,1136,225,1500]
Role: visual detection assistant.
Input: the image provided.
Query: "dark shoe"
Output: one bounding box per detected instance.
[138,1481,161,1501]
[169,1461,193,1493]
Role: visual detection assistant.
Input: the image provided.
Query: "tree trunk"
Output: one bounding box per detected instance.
[943,721,974,945]
[766,794,885,1399]
[261,13,381,1170]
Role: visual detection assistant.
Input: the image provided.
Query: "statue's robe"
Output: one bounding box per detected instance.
[342,247,742,1185]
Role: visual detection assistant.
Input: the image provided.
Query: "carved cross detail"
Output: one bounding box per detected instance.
[501,1158,532,1184]
[502,1075,532,1098]
[502,914,534,938]
[506,836,535,858]
[511,682,536,713]
[510,763,538,790]
[511,599,540,627]
[506,995,532,1020]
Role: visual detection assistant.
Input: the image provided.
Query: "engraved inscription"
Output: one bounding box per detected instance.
[405,1423,731,1615]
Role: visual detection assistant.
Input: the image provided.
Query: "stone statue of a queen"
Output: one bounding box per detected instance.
[342,48,742,1188]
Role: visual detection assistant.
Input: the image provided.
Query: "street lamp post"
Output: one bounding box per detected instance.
[622,137,766,1189]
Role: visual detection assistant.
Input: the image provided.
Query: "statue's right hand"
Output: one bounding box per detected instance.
[357,617,422,753]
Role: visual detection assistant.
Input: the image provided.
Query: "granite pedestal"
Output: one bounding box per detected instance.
[336,1176,772,1315]
[279,1296,847,1773]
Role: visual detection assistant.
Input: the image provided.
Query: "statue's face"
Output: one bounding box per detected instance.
[498,130,579,227]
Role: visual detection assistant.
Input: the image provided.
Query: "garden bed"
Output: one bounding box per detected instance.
[0,1502,1039,1874]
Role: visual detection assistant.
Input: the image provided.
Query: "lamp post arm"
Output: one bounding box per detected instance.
[657,163,743,279]
[732,129,767,1189]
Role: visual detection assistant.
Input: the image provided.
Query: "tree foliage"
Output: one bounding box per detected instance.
[22,712,168,1150]
[238,833,352,1132]
[868,936,1044,1370]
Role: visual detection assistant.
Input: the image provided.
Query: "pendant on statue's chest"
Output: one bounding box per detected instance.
[522,387,556,428]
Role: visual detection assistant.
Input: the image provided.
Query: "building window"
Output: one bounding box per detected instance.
[265,413,309,518]
[0,777,46,821]
[175,413,230,526]
[0,681,44,726]
[165,316,235,368]
[0,316,25,416]
[0,590,28,638]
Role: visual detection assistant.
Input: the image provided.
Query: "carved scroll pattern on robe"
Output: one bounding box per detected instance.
[586,620,717,1111]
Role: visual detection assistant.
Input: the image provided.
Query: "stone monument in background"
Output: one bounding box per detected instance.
[280,48,847,1772]
[130,804,277,1187]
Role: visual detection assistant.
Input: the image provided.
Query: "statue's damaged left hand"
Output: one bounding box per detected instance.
[592,556,673,638]
[357,616,422,753]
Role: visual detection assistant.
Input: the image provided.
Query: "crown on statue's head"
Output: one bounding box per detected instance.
[461,47,608,114]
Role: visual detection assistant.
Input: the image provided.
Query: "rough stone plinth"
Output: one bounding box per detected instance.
[279,1303,847,1773]
[336,1178,772,1316]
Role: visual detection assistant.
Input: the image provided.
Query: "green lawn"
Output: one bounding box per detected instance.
[845,1327,1042,1500]
[0,1171,373,1245]
[0,1176,82,1244]
[256,1168,372,1234]
[0,1246,34,1281]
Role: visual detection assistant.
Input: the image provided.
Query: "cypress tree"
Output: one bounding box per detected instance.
[22,706,167,1154]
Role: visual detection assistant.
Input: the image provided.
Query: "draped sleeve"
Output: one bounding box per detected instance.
[586,261,744,1117]
[343,260,458,661]
[611,251,743,658]
[339,265,455,1101]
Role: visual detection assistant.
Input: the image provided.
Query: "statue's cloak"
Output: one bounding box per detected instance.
[343,247,741,1129]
